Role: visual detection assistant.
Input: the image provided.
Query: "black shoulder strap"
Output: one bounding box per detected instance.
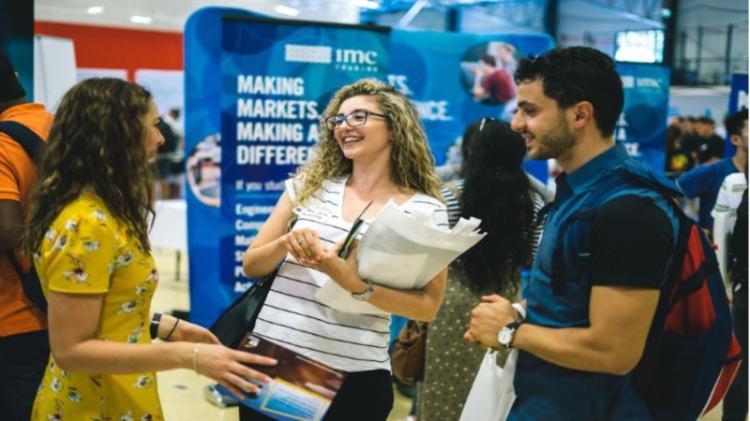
[0,120,48,312]
[0,120,46,164]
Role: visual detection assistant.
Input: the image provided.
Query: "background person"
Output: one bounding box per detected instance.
[160,107,185,198]
[419,118,544,421]
[678,108,748,232]
[723,186,748,421]
[0,49,53,421]
[241,79,448,421]
[24,78,276,420]
[154,116,179,199]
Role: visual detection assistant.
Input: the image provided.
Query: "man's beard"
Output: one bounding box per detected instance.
[533,116,575,160]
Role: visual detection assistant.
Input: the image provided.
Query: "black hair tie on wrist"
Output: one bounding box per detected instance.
[164,317,180,341]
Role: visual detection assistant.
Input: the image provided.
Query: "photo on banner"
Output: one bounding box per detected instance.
[389,30,553,181]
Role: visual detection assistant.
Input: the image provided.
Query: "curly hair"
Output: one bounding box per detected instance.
[457,118,534,296]
[293,79,442,203]
[25,78,155,254]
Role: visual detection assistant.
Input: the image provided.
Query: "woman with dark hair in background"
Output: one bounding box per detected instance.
[418,118,544,420]
[25,78,275,420]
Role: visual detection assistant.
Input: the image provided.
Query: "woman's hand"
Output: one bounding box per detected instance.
[307,241,367,293]
[164,318,220,344]
[280,228,324,264]
[191,343,277,398]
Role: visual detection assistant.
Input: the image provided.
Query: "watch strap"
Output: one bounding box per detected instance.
[350,278,373,301]
[150,313,162,339]
[499,319,524,349]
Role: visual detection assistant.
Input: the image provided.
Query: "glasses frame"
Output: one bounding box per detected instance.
[324,110,389,130]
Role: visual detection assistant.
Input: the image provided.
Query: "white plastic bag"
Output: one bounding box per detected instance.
[459,349,518,421]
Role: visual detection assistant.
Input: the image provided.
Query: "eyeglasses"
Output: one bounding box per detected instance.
[324,110,388,130]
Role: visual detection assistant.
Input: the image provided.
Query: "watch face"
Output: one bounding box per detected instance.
[498,328,513,346]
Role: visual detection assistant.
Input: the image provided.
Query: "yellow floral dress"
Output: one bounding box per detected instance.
[31,190,164,421]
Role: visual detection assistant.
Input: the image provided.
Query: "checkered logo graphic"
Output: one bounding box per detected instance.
[284,44,332,64]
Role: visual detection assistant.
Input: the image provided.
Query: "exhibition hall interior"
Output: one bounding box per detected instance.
[0,0,747,420]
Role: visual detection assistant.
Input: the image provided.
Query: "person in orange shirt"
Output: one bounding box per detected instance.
[0,51,53,420]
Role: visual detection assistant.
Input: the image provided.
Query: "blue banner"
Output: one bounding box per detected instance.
[185,7,554,327]
[220,17,389,305]
[729,73,749,114]
[615,63,671,172]
[185,8,389,326]
[391,31,553,182]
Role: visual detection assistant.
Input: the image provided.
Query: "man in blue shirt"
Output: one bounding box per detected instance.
[677,109,748,231]
[465,47,678,420]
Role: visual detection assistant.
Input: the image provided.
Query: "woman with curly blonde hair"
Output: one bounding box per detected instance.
[25,78,276,421]
[242,79,448,420]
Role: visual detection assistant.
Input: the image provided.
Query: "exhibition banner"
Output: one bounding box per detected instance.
[185,7,389,326]
[185,7,251,326]
[186,8,674,328]
[219,16,389,300]
[615,63,670,172]
[729,73,749,114]
[390,30,553,181]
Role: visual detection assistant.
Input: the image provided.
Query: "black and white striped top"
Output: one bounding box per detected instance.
[252,176,448,372]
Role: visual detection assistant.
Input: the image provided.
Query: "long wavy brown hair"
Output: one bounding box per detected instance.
[294,79,442,204]
[25,78,155,254]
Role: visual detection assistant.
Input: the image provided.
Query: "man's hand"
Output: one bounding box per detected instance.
[465,294,518,349]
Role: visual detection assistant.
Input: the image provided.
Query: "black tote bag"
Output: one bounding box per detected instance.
[209,274,274,348]
[210,215,296,348]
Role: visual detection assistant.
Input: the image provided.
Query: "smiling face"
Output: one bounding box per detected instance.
[511,79,575,161]
[334,95,391,162]
[141,101,164,163]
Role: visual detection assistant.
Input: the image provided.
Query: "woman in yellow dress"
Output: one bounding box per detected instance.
[24,78,276,420]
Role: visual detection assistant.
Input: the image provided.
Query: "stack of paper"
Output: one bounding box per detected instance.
[313,200,485,315]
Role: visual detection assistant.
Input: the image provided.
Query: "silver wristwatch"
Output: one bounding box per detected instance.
[497,319,523,349]
[351,278,374,301]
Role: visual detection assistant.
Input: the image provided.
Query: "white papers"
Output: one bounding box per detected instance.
[313,200,485,315]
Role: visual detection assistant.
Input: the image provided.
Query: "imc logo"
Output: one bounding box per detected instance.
[334,48,379,72]
[335,49,378,65]
[283,44,379,72]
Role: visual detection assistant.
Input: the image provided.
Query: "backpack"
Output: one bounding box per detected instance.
[551,162,741,420]
[0,120,48,313]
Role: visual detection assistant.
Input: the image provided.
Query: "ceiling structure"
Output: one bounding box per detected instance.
[35,0,363,31]
[36,0,666,36]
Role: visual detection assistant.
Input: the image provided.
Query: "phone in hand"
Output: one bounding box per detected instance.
[338,201,373,259]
